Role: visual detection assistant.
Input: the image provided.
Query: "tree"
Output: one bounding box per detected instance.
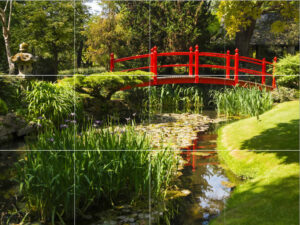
[217,1,299,56]
[9,1,88,75]
[0,0,14,74]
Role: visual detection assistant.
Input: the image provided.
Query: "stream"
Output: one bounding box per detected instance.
[170,122,235,225]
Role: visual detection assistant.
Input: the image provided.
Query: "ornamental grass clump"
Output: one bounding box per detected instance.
[16,122,178,223]
[143,84,204,114]
[211,86,273,118]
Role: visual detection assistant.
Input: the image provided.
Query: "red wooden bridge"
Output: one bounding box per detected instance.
[110,45,277,90]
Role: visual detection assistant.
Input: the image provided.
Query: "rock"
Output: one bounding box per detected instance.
[0,113,35,145]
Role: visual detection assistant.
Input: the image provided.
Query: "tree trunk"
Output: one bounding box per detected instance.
[76,40,83,68]
[235,18,256,57]
[2,27,14,74]
[0,0,15,75]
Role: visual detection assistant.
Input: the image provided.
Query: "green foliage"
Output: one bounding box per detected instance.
[58,67,106,75]
[217,1,299,39]
[274,54,299,89]
[146,84,204,114]
[211,86,273,119]
[271,86,297,103]
[0,76,27,111]
[0,98,8,115]
[26,81,82,126]
[16,123,178,223]
[59,71,151,101]
[8,1,89,74]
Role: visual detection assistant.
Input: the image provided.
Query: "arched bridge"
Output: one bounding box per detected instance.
[110,45,277,90]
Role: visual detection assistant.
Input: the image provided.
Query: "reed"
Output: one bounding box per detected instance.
[211,86,273,118]
[15,122,178,223]
[144,84,204,114]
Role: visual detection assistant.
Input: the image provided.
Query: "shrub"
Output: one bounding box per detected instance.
[125,84,205,114]
[274,54,299,89]
[211,86,273,119]
[271,86,297,103]
[26,81,82,126]
[0,99,8,115]
[16,123,178,223]
[58,66,107,75]
[0,76,27,111]
[58,71,152,101]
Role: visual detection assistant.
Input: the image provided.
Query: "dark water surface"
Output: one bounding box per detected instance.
[169,117,235,225]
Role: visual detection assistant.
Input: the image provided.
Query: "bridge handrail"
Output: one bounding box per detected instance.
[110,46,277,89]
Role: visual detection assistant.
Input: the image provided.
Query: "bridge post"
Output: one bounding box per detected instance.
[194,45,199,83]
[272,57,277,89]
[153,46,158,84]
[226,50,230,79]
[110,53,114,72]
[234,48,239,85]
[262,58,266,85]
[189,47,193,76]
[150,48,154,73]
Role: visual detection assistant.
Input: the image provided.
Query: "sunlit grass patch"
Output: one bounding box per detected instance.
[212,101,300,225]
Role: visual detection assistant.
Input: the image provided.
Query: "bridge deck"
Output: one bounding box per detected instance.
[125,76,274,91]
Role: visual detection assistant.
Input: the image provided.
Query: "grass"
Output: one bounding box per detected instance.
[15,122,178,224]
[211,86,273,118]
[211,100,299,225]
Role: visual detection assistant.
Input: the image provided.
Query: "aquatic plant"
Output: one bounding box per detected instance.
[26,81,83,127]
[140,84,204,114]
[210,86,273,118]
[15,122,178,223]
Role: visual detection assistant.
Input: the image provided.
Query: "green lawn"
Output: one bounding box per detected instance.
[211,100,299,225]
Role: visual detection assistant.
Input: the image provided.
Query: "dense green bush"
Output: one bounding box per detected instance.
[59,71,151,101]
[211,86,273,118]
[16,123,178,223]
[58,66,107,75]
[0,99,8,115]
[274,54,299,89]
[271,86,298,103]
[0,76,27,111]
[26,81,82,126]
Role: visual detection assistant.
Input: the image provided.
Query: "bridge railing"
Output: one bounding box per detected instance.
[110,45,277,88]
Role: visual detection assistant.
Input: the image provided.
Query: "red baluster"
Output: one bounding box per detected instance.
[189,46,193,76]
[262,58,266,85]
[194,45,199,83]
[234,48,239,85]
[272,57,277,89]
[153,46,158,84]
[226,50,230,79]
[110,53,114,72]
[150,48,154,73]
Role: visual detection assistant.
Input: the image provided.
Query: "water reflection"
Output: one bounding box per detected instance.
[170,129,232,225]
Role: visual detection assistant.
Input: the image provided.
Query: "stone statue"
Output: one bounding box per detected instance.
[11,42,36,77]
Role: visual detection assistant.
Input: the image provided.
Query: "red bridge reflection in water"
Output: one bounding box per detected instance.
[180,133,219,172]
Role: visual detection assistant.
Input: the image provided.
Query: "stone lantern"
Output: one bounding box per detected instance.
[11,42,36,77]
